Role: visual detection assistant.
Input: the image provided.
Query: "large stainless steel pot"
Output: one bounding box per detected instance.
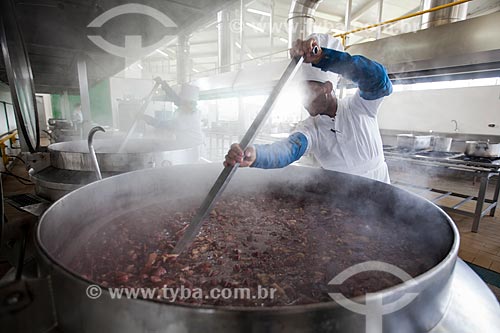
[30,138,201,201]
[397,134,432,150]
[36,165,500,332]
[433,137,453,152]
[465,140,500,158]
[49,138,200,172]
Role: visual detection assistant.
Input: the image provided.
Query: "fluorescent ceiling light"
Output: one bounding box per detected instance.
[137,64,144,69]
[279,37,288,43]
[205,21,217,29]
[146,38,177,58]
[247,8,271,17]
[235,42,241,49]
[245,22,265,33]
[246,53,254,59]
[192,68,200,73]
[314,11,342,22]
[155,49,169,58]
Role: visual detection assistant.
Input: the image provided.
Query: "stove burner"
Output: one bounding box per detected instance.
[413,151,463,159]
[382,145,429,155]
[453,155,500,164]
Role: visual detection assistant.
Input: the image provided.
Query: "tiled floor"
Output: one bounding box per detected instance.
[453,214,500,271]
[448,212,500,300]
[390,174,500,274]
[389,167,500,300]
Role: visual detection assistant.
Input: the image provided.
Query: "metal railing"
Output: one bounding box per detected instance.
[335,0,473,47]
[189,0,474,80]
[0,130,18,167]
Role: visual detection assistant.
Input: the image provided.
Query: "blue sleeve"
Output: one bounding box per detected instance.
[251,132,308,169]
[313,48,392,100]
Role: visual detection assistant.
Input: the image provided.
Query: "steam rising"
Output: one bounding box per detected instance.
[41,164,455,305]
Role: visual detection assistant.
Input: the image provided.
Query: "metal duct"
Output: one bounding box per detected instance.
[420,0,468,29]
[287,0,323,49]
[177,34,190,85]
[217,10,232,73]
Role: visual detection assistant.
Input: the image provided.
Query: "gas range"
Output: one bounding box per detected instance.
[382,145,500,234]
[453,154,500,165]
[382,146,500,172]
[382,146,462,157]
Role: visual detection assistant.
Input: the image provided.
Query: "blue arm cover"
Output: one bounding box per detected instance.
[313,48,393,100]
[251,132,308,169]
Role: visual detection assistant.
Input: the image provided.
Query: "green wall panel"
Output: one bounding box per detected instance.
[50,79,112,125]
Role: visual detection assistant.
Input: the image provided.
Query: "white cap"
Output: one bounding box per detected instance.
[179,84,199,102]
[296,33,344,88]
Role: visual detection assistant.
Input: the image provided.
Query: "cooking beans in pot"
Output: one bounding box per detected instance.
[68,192,437,306]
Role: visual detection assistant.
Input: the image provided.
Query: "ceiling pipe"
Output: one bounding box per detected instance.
[176,34,190,85]
[287,0,323,51]
[420,0,468,29]
[217,10,231,73]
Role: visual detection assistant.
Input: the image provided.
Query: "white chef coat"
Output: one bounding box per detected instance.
[174,111,204,146]
[161,110,204,148]
[295,90,390,183]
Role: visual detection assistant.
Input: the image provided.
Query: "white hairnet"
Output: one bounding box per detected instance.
[296,33,344,88]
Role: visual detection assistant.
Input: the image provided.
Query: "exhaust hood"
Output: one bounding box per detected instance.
[347,11,500,84]
[194,11,500,98]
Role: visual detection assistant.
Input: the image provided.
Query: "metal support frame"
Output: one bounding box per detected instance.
[351,0,379,23]
[467,176,487,232]
[217,10,231,73]
[452,196,473,209]
[491,176,500,217]
[77,56,91,137]
[376,0,384,39]
[239,0,245,68]
[177,34,190,84]
[2,101,11,131]
[393,171,500,233]
[269,0,274,62]
[344,0,353,45]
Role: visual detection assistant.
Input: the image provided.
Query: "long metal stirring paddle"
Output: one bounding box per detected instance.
[117,80,162,153]
[172,56,305,254]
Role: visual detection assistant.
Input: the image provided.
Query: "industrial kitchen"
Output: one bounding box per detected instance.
[1,0,499,332]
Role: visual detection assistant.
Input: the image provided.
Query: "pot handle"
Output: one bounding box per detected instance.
[88,126,106,180]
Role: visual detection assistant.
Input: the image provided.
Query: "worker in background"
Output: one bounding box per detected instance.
[71,103,83,137]
[223,33,393,183]
[143,84,204,150]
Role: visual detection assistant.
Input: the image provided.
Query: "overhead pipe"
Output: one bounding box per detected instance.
[176,34,190,84]
[77,56,91,138]
[217,10,231,73]
[335,0,472,47]
[287,0,323,51]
